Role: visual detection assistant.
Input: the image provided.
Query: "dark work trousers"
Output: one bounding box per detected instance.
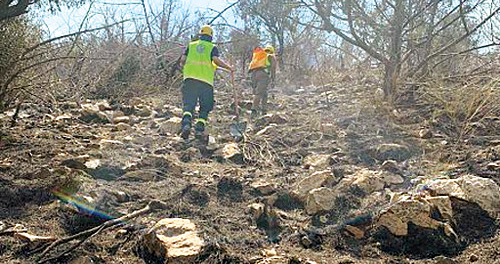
[250,69,270,113]
[182,78,214,120]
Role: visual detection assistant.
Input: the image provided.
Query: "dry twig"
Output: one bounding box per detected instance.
[35,200,167,264]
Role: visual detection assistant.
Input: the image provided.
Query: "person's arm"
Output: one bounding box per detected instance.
[178,47,189,69]
[213,56,234,72]
[179,55,187,69]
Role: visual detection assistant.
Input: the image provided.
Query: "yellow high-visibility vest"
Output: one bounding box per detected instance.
[183,40,215,86]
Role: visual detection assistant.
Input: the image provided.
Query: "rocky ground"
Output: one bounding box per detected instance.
[1,74,500,264]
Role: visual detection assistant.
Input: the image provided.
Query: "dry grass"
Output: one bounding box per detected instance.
[416,77,500,142]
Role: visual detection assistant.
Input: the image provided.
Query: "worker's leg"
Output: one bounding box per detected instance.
[252,70,270,116]
[261,85,269,115]
[180,79,199,139]
[196,81,214,141]
[251,70,263,117]
[252,93,261,117]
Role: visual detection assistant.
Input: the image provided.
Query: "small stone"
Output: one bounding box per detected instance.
[168,107,184,117]
[113,110,125,118]
[383,172,404,185]
[55,113,72,121]
[69,256,96,264]
[426,174,500,218]
[419,128,432,139]
[376,193,456,237]
[80,104,110,123]
[381,160,399,172]
[469,254,479,262]
[115,123,132,131]
[250,180,275,195]
[351,169,385,193]
[111,190,129,203]
[248,203,265,219]
[222,143,243,162]
[136,105,153,117]
[206,136,219,151]
[486,161,500,170]
[96,101,112,111]
[113,116,130,124]
[61,101,78,109]
[344,225,364,239]
[303,154,332,169]
[261,248,277,257]
[84,159,100,169]
[159,117,182,135]
[293,170,333,200]
[338,257,355,264]
[305,187,336,214]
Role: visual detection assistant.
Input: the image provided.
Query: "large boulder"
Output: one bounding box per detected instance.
[142,218,203,263]
[424,175,500,218]
[302,168,403,215]
[373,175,500,258]
[377,194,456,237]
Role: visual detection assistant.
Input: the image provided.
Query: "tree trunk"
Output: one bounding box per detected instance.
[383,0,404,100]
[420,2,438,77]
[277,34,285,70]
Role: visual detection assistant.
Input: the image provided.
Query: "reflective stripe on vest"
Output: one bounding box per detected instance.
[183,40,215,86]
[248,47,271,71]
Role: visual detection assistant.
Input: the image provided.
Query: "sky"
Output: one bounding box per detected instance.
[40,0,237,38]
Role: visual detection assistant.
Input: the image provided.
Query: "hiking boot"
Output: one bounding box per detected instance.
[195,130,208,143]
[194,120,208,142]
[180,114,192,140]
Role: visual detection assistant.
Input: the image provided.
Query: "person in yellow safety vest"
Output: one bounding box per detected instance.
[248,44,277,118]
[179,25,234,141]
